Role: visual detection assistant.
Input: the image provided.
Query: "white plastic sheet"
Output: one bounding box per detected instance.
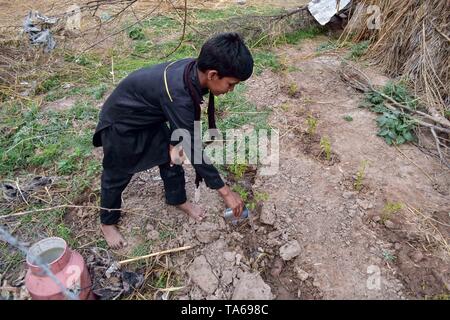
[308,0,351,25]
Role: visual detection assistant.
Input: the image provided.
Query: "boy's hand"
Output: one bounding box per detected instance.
[218,185,244,217]
[169,144,186,166]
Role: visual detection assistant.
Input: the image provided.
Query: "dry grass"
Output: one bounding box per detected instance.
[340,0,449,119]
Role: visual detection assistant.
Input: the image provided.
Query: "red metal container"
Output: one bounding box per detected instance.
[25,237,95,300]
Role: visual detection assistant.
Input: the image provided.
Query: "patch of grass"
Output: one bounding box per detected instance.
[0,100,97,177]
[159,229,175,241]
[347,41,370,60]
[354,160,368,191]
[194,5,282,22]
[288,82,299,97]
[381,202,403,223]
[320,136,332,161]
[64,53,96,66]
[228,163,248,180]
[382,250,396,262]
[54,223,77,247]
[0,244,23,275]
[306,114,318,135]
[38,75,61,94]
[95,239,108,249]
[216,83,270,131]
[89,84,108,100]
[127,25,146,40]
[316,41,338,52]
[281,26,325,45]
[232,184,249,202]
[253,51,282,75]
[343,115,353,122]
[130,241,153,267]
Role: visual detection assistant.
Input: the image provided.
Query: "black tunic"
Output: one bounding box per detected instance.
[93,58,225,189]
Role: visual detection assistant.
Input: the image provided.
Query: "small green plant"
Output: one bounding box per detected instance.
[254,191,269,202]
[253,51,282,74]
[247,191,270,211]
[127,26,145,40]
[282,27,324,45]
[288,82,299,97]
[228,163,248,179]
[444,110,450,118]
[55,223,77,247]
[90,84,108,100]
[320,136,332,161]
[381,201,403,222]
[343,115,353,122]
[316,41,338,52]
[361,82,417,145]
[347,41,369,60]
[232,184,249,202]
[306,114,318,135]
[382,250,396,262]
[354,160,368,191]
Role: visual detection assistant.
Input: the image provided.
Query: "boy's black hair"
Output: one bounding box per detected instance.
[197,32,253,81]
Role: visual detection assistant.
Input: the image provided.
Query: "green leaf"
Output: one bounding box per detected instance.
[396,136,406,144]
[403,131,414,141]
[388,131,397,139]
[378,128,390,136]
[385,137,393,145]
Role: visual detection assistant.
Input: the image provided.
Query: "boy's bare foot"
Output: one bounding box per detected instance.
[100,224,128,249]
[177,202,205,222]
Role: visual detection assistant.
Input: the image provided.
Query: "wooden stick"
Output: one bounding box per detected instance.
[118,245,193,265]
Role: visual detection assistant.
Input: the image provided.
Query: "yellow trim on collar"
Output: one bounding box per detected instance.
[163,61,177,102]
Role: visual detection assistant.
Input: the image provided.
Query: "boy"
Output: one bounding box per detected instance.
[93,32,253,248]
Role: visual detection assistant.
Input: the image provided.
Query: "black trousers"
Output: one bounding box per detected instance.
[100,163,187,225]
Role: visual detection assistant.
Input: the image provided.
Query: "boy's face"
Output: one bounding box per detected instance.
[206,70,240,96]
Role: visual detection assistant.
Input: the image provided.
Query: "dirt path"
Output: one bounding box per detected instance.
[245,38,449,299]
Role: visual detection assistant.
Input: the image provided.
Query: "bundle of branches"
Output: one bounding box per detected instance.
[340,0,449,121]
[339,60,450,168]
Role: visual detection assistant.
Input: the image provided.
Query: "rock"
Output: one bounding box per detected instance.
[342,191,356,199]
[294,267,309,281]
[260,203,276,225]
[356,199,372,210]
[231,232,244,241]
[146,230,160,241]
[268,230,282,239]
[394,243,402,250]
[221,269,234,285]
[232,272,273,300]
[384,220,395,229]
[372,215,381,222]
[145,223,154,231]
[195,222,220,243]
[235,254,242,266]
[410,251,424,263]
[279,240,301,261]
[223,251,236,263]
[270,257,284,277]
[187,256,218,294]
[236,0,246,5]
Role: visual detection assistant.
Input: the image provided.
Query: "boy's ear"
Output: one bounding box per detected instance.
[207,70,219,81]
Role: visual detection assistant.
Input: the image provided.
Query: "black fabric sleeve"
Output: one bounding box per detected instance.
[161,96,224,190]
